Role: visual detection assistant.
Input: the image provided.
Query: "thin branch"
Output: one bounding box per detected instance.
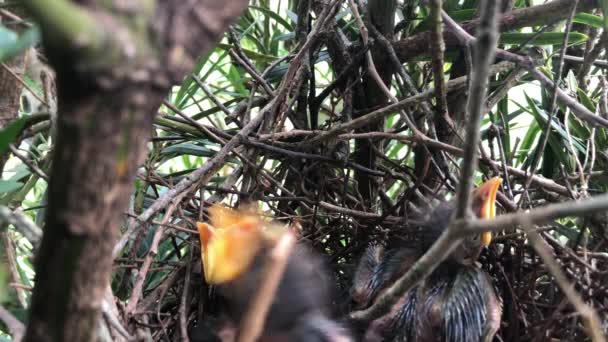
[350,0,501,322]
[121,1,342,249]
[0,206,42,246]
[9,145,49,182]
[464,192,608,234]
[520,0,579,207]
[304,61,515,147]
[524,220,606,342]
[0,305,25,342]
[429,0,449,123]
[453,0,500,219]
[237,233,296,342]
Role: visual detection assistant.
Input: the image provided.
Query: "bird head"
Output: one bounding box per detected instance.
[196,204,284,285]
[471,177,502,247]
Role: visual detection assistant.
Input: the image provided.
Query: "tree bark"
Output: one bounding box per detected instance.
[393,0,598,63]
[21,1,249,341]
[353,0,396,206]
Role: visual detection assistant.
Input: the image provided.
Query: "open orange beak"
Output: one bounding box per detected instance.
[196,204,286,284]
[472,177,502,247]
[196,204,263,284]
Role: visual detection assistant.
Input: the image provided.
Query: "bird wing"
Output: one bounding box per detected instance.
[442,266,501,342]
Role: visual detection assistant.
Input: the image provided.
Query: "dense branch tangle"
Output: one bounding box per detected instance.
[3,0,608,341]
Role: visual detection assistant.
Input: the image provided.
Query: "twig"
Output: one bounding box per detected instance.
[191,76,234,117]
[237,233,296,342]
[228,50,275,97]
[0,206,42,246]
[9,145,49,182]
[305,61,514,146]
[524,219,606,342]
[179,248,193,342]
[429,0,449,125]
[125,197,184,315]
[0,305,25,342]
[116,101,271,255]
[1,232,27,308]
[443,7,608,129]
[464,192,608,234]
[393,0,598,62]
[453,1,500,219]
[519,0,579,207]
[350,0,501,322]
[348,0,421,135]
[0,62,48,107]
[121,1,341,250]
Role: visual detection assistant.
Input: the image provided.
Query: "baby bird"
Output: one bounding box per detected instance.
[193,204,352,342]
[351,178,503,342]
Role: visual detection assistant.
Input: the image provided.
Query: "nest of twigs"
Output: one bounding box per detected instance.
[118,176,608,341]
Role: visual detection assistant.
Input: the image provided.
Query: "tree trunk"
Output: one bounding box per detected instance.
[21,1,249,341]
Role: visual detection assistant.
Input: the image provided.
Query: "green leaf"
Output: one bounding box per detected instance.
[499,32,588,46]
[0,26,18,50]
[517,120,540,165]
[0,262,6,304]
[576,88,596,112]
[161,142,217,157]
[573,13,604,29]
[0,26,40,62]
[523,93,586,154]
[0,117,28,155]
[601,1,608,30]
[249,6,294,31]
[0,180,24,193]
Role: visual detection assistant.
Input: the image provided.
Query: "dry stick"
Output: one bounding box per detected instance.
[8,145,49,182]
[520,0,580,207]
[350,0,501,323]
[179,248,193,342]
[0,62,48,107]
[0,207,129,339]
[0,305,25,342]
[305,61,514,146]
[164,101,321,211]
[193,76,234,117]
[125,197,184,315]
[348,0,421,135]
[1,233,27,308]
[463,191,608,235]
[524,220,606,342]
[443,9,608,129]
[529,68,608,128]
[117,0,341,253]
[0,206,42,248]
[114,103,271,256]
[228,50,276,97]
[429,0,450,126]
[237,233,297,342]
[394,0,598,63]
[263,127,568,196]
[453,1,500,219]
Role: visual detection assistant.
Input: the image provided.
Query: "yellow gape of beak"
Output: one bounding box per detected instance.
[196,204,286,284]
[196,204,265,284]
[473,177,502,247]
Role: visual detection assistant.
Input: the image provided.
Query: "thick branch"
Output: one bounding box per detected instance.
[394,0,598,62]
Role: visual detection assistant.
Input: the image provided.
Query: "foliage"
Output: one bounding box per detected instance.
[1,0,608,341]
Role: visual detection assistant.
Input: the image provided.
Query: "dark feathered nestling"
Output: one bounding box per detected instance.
[192,204,351,342]
[352,178,503,342]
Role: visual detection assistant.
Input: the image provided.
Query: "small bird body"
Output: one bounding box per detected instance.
[352,178,503,342]
[194,204,351,342]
